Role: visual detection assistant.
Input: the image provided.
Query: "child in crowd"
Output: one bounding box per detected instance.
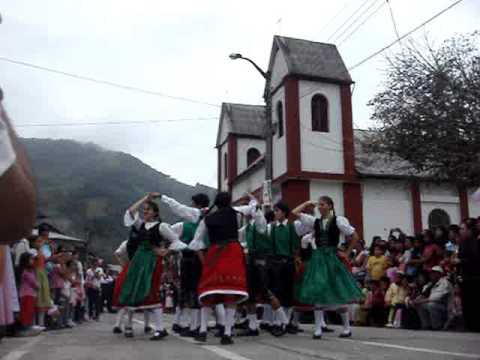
[367,245,390,281]
[85,266,103,321]
[364,280,387,327]
[384,271,408,328]
[18,252,39,332]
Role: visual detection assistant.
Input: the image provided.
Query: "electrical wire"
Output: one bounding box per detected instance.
[327,0,374,41]
[387,0,402,42]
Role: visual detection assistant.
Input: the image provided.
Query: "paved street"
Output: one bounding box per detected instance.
[1,314,479,360]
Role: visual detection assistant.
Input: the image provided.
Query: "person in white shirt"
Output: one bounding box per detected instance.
[0,97,36,245]
[292,196,363,340]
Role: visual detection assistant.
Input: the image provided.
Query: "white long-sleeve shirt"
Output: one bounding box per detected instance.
[296,213,355,245]
[161,195,202,223]
[188,200,258,251]
[123,210,187,251]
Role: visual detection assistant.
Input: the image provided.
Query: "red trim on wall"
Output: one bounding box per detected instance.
[459,187,469,220]
[281,179,310,210]
[340,85,355,177]
[343,183,364,240]
[227,135,238,193]
[284,77,301,176]
[411,182,423,234]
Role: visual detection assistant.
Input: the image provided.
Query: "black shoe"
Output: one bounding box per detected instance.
[124,327,134,338]
[113,326,122,334]
[313,334,322,340]
[246,329,259,337]
[214,325,225,338]
[150,330,168,341]
[144,326,153,334]
[220,335,234,345]
[195,332,207,343]
[271,325,286,337]
[172,324,184,334]
[181,328,199,338]
[322,326,335,333]
[339,331,352,338]
[259,323,272,332]
[286,324,299,334]
[234,320,249,330]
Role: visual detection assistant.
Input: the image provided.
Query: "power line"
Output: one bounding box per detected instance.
[327,0,374,41]
[387,0,401,42]
[332,0,383,44]
[338,0,387,47]
[15,117,218,128]
[348,0,464,71]
[0,56,221,108]
[317,2,352,39]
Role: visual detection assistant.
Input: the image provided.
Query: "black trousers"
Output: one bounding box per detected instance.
[247,254,271,303]
[267,256,295,307]
[101,283,114,312]
[461,278,480,332]
[179,253,202,309]
[86,288,101,320]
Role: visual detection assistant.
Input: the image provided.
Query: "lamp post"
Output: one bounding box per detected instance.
[229,53,273,182]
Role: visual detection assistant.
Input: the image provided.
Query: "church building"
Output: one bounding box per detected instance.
[216,35,479,242]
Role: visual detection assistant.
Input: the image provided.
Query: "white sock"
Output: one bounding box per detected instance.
[144,310,151,328]
[200,307,211,333]
[319,310,327,328]
[38,312,45,327]
[115,308,127,327]
[340,312,351,334]
[262,305,273,325]
[152,308,164,331]
[126,311,133,328]
[314,310,323,336]
[216,304,226,326]
[285,307,293,324]
[274,308,288,326]
[225,308,236,337]
[247,314,257,331]
[190,309,199,331]
[291,311,300,327]
[173,306,182,325]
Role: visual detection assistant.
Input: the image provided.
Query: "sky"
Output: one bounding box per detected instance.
[1,0,478,187]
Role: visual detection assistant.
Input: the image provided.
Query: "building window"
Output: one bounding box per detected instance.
[311,94,329,132]
[224,152,228,179]
[247,148,261,167]
[276,101,284,138]
[428,209,451,229]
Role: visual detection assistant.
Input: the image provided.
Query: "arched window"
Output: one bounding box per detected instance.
[224,152,228,179]
[311,94,329,132]
[428,209,451,229]
[276,101,284,138]
[247,148,261,167]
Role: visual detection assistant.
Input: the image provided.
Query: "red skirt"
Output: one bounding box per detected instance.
[20,296,36,327]
[198,242,248,306]
[112,264,129,309]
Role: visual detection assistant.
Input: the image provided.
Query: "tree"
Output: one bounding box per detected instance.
[366,32,480,187]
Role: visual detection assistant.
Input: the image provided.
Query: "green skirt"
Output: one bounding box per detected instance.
[118,244,163,308]
[297,246,363,306]
[36,268,51,310]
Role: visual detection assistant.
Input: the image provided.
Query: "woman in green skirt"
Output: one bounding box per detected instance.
[292,196,363,340]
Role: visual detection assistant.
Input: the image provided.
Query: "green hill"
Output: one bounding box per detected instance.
[22,138,216,259]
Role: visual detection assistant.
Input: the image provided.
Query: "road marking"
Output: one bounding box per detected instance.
[1,335,44,360]
[360,341,480,359]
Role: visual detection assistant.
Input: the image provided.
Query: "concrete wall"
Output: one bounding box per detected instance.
[232,165,266,202]
[237,138,265,174]
[298,80,344,174]
[420,183,460,227]
[362,179,414,243]
[220,143,228,192]
[468,188,480,218]
[309,180,345,216]
[272,87,287,179]
[270,50,289,90]
[218,114,232,147]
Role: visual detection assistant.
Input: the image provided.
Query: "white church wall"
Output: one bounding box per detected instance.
[420,183,460,227]
[270,50,289,90]
[237,138,266,174]
[298,81,345,174]
[362,179,414,243]
[309,180,345,215]
[468,188,480,217]
[218,113,232,147]
[232,165,266,202]
[272,88,287,180]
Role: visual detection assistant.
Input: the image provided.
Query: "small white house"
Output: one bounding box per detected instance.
[216,35,479,242]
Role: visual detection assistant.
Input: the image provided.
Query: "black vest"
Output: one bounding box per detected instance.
[126,223,166,260]
[204,207,238,244]
[313,216,341,247]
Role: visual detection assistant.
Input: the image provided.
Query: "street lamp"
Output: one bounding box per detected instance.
[229,53,273,181]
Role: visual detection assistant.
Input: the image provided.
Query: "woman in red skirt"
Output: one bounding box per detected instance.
[188,192,255,345]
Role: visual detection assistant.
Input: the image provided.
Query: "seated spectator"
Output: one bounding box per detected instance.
[443,284,462,330]
[367,245,390,281]
[413,266,453,330]
[384,271,408,328]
